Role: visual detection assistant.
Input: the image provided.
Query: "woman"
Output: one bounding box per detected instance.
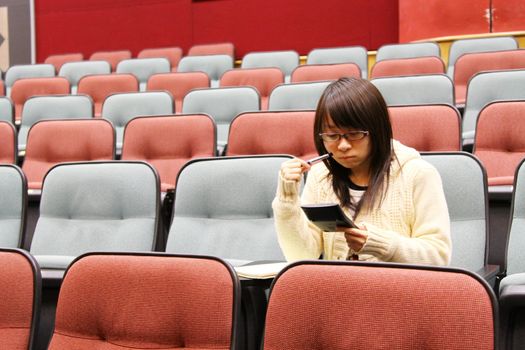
[272,77,451,265]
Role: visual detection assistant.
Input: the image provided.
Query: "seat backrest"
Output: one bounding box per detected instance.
[0,121,17,164]
[290,63,361,83]
[77,73,139,117]
[18,94,94,152]
[306,46,368,78]
[121,114,216,192]
[102,91,174,151]
[462,69,525,145]
[388,104,461,151]
[137,47,183,69]
[188,42,235,58]
[474,100,525,187]
[454,49,525,105]
[447,36,518,78]
[49,253,241,350]
[505,159,525,275]
[268,81,330,111]
[23,119,115,190]
[182,87,260,153]
[10,76,71,120]
[0,166,26,248]
[264,261,496,350]
[370,56,445,79]
[0,96,14,123]
[44,53,84,72]
[0,79,4,96]
[5,64,56,96]
[146,72,210,113]
[30,161,160,268]
[376,41,440,61]
[0,248,41,350]
[89,50,132,72]
[116,58,171,91]
[241,50,299,82]
[421,152,488,272]
[58,60,111,93]
[220,68,284,110]
[166,155,291,265]
[177,55,233,87]
[226,110,317,160]
[371,74,454,106]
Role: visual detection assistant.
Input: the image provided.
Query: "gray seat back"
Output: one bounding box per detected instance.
[0,165,26,248]
[241,50,299,83]
[166,155,291,265]
[177,55,233,87]
[182,87,259,153]
[59,60,111,93]
[0,97,14,123]
[268,81,330,111]
[30,161,160,267]
[116,58,171,91]
[447,36,518,78]
[376,42,440,62]
[18,95,94,151]
[462,69,525,146]
[102,91,174,151]
[371,74,454,106]
[505,159,525,275]
[5,64,56,96]
[306,46,368,78]
[422,152,488,272]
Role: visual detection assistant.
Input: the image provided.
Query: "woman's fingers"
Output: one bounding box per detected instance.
[280,158,311,182]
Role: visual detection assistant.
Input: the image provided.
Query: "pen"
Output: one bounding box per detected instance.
[306,152,333,165]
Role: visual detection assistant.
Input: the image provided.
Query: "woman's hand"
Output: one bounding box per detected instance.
[337,223,368,253]
[280,158,310,182]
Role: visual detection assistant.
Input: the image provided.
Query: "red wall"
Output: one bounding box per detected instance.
[34,0,398,61]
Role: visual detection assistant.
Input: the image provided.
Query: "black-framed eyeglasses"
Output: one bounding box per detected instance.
[318,131,369,142]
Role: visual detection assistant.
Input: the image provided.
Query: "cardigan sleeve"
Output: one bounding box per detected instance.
[358,164,452,266]
[271,169,325,261]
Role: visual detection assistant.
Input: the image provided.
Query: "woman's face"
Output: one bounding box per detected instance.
[321,115,372,175]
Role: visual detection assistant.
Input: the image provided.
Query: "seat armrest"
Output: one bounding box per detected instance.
[476,264,500,286]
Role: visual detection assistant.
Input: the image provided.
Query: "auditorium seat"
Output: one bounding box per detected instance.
[18,95,94,153]
[116,58,171,91]
[306,46,368,78]
[371,74,454,106]
[375,41,440,61]
[165,155,289,266]
[101,91,174,153]
[453,49,525,106]
[29,161,160,269]
[447,36,518,78]
[188,42,235,58]
[0,79,5,95]
[290,63,361,83]
[241,50,299,83]
[89,50,132,72]
[0,121,16,164]
[137,46,183,70]
[4,64,56,96]
[0,248,41,350]
[10,76,71,120]
[44,53,84,72]
[370,56,445,79]
[146,71,210,113]
[0,96,14,123]
[268,81,330,111]
[462,69,525,147]
[177,54,234,87]
[121,114,216,192]
[220,68,284,110]
[226,110,317,159]
[263,261,497,350]
[0,166,26,248]
[77,73,139,117]
[388,104,461,151]
[48,252,241,350]
[182,86,259,155]
[58,60,111,93]
[22,119,115,190]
